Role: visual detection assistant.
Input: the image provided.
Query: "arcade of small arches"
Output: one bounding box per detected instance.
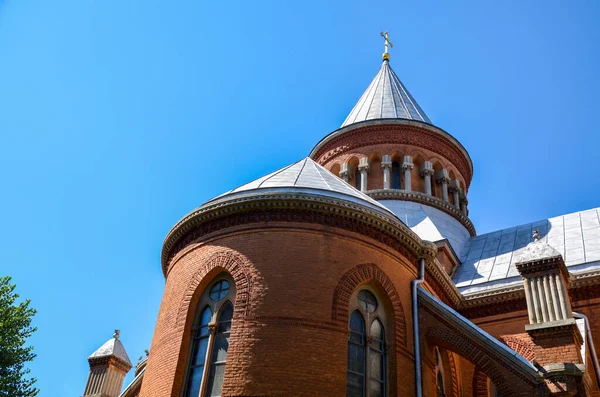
[329,152,470,217]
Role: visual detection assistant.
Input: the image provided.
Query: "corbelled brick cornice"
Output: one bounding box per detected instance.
[309,119,473,188]
[162,191,438,276]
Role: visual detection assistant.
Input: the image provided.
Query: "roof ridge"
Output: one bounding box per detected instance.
[292,158,308,186]
[341,60,431,128]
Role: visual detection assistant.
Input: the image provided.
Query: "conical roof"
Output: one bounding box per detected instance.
[341,60,431,128]
[209,158,394,217]
[89,331,132,367]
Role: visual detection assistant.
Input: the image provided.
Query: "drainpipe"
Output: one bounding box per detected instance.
[573,312,600,387]
[412,258,426,397]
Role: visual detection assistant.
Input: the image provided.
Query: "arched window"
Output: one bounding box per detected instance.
[347,289,387,397]
[391,162,401,189]
[489,381,501,397]
[355,168,362,190]
[434,347,445,397]
[183,276,235,397]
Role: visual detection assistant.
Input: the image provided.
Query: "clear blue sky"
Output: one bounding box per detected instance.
[0,0,598,395]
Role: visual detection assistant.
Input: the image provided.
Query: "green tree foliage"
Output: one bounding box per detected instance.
[0,276,38,397]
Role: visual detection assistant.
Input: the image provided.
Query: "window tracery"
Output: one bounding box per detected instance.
[183,275,235,397]
[347,288,388,397]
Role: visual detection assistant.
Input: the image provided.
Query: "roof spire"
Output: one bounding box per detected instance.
[380,31,393,61]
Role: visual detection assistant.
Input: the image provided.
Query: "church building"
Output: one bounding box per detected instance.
[82,33,600,397]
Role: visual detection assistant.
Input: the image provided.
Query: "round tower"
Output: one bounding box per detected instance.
[309,52,475,263]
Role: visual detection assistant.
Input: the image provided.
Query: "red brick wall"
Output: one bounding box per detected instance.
[140,222,422,397]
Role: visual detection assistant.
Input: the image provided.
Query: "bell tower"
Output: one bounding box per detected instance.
[310,31,475,268]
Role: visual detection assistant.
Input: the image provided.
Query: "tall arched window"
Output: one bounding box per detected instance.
[434,347,445,397]
[391,162,401,189]
[355,168,362,190]
[183,276,235,397]
[347,289,387,397]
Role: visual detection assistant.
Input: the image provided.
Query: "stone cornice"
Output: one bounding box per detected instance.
[309,119,473,188]
[515,255,569,280]
[427,258,463,307]
[161,190,438,276]
[89,355,132,373]
[365,189,476,237]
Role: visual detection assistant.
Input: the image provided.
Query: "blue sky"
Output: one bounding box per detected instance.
[0,0,598,395]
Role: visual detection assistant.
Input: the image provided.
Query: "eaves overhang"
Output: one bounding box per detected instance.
[161,187,438,276]
[419,287,541,381]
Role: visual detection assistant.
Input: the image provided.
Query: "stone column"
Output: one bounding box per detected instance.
[402,155,414,192]
[436,169,451,202]
[358,157,369,192]
[516,238,584,395]
[381,155,392,189]
[420,161,434,196]
[451,179,461,209]
[339,163,351,183]
[460,195,468,216]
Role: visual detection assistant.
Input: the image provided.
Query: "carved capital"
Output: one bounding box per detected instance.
[420,161,434,177]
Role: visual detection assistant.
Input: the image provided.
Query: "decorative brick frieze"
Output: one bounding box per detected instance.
[162,193,438,275]
[309,120,473,187]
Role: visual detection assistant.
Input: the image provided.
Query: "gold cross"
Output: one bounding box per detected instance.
[380,31,393,60]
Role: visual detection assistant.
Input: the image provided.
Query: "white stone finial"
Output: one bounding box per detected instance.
[533,229,540,242]
[114,330,120,339]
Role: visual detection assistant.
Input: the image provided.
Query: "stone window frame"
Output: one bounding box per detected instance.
[182,273,236,397]
[347,285,390,397]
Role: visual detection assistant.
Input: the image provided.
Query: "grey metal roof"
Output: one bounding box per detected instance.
[454,207,600,294]
[89,336,132,367]
[209,157,396,217]
[341,60,431,128]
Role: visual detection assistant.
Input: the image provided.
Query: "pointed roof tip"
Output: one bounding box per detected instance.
[89,331,133,368]
[341,59,432,128]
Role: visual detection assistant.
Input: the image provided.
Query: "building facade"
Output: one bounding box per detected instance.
[83,43,600,397]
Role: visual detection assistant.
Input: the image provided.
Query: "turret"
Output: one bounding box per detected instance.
[83,330,132,397]
[310,32,475,271]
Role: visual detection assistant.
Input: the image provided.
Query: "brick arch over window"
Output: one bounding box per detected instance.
[500,334,535,363]
[170,249,258,397]
[473,367,489,397]
[175,250,255,329]
[332,263,408,397]
[331,263,407,348]
[440,349,460,397]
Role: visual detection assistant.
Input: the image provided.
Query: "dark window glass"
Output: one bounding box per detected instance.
[355,169,362,190]
[347,310,366,397]
[358,290,378,313]
[205,301,234,397]
[209,280,230,301]
[391,162,401,189]
[184,306,212,397]
[436,371,444,397]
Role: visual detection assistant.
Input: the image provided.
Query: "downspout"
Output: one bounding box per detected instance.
[573,312,600,388]
[412,258,426,397]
